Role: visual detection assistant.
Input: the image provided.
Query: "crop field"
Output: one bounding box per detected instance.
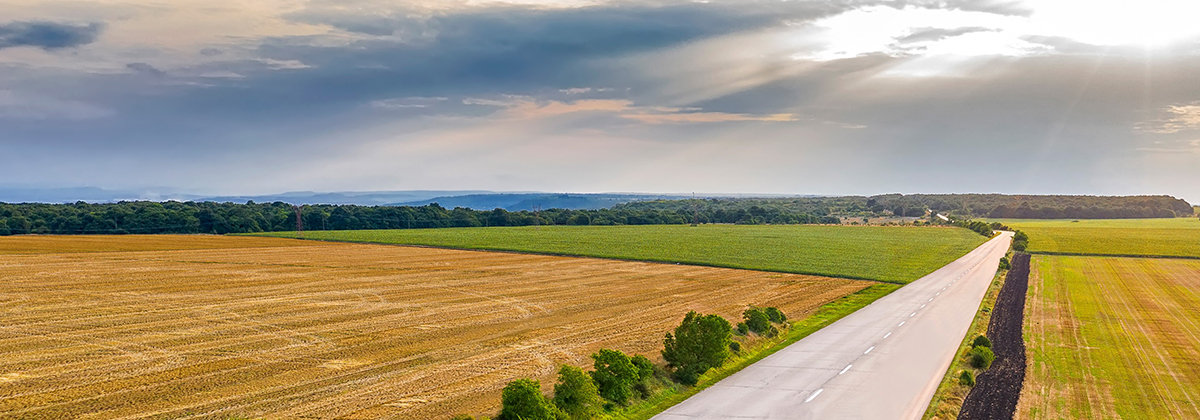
[0,235,870,419]
[250,225,986,284]
[993,218,1200,258]
[1018,255,1200,419]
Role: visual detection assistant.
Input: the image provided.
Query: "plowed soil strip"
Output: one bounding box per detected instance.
[959,253,1029,420]
[0,236,868,420]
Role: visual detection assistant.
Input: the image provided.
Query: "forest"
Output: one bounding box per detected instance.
[0,193,1191,236]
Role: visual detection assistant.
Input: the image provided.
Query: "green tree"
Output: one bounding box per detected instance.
[970,346,995,370]
[589,349,638,404]
[764,307,787,323]
[743,307,770,334]
[662,311,733,385]
[628,355,655,382]
[552,365,602,420]
[971,335,992,349]
[498,379,558,420]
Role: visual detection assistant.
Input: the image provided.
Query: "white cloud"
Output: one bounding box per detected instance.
[370,96,449,109]
[1139,103,1200,134]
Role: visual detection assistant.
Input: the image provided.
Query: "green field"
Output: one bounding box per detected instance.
[992,218,1200,258]
[247,225,986,283]
[1020,256,1200,419]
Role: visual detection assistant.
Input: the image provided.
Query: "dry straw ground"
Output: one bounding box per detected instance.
[0,235,868,419]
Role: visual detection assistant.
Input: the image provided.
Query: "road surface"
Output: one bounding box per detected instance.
[654,232,1014,420]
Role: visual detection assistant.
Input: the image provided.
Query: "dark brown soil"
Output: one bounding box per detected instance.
[959,252,1030,420]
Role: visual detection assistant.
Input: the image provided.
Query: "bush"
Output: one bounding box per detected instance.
[1013,241,1027,251]
[589,349,638,405]
[553,365,602,420]
[728,341,741,352]
[498,379,559,420]
[735,322,749,336]
[766,325,779,338]
[662,311,733,385]
[972,335,992,349]
[970,346,995,370]
[959,370,975,386]
[743,307,771,334]
[630,355,654,382]
[998,257,1010,270]
[764,307,787,323]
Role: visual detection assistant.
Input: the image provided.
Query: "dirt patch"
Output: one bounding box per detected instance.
[959,253,1030,420]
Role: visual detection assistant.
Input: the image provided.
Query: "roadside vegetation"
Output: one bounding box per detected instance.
[451,305,799,420]
[994,218,1200,258]
[252,225,985,283]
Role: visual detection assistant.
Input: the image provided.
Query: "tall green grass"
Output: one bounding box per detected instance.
[247,225,985,284]
[993,218,1200,259]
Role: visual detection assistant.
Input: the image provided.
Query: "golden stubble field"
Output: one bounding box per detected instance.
[0,235,869,420]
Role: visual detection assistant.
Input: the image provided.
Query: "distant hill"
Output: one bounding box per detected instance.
[394,193,689,211]
[194,190,496,206]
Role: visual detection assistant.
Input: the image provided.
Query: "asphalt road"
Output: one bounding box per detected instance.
[653,232,1014,420]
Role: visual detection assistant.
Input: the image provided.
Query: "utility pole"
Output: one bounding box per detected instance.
[294,205,304,238]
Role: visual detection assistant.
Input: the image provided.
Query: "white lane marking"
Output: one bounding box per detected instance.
[840,365,852,375]
[929,298,934,302]
[899,321,905,326]
[937,292,941,296]
[910,312,916,317]
[921,304,926,308]
[865,346,874,354]
[806,389,824,403]
[884,332,892,338]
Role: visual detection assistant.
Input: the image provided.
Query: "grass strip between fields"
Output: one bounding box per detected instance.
[922,263,1008,420]
[605,283,901,420]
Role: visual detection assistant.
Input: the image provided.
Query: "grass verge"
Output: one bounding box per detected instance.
[604,283,901,420]
[922,258,1009,420]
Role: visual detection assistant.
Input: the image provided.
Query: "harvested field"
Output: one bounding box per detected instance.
[0,235,869,419]
[959,253,1029,420]
[1018,256,1200,420]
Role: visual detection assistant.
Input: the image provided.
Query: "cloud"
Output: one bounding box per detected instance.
[0,90,114,120]
[0,21,103,50]
[896,27,995,44]
[462,95,796,124]
[371,97,448,109]
[126,62,166,77]
[1138,102,1200,134]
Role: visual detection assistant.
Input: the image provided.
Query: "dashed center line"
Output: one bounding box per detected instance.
[898,321,905,327]
[805,389,824,403]
[883,332,891,339]
[839,365,852,375]
[864,346,874,354]
[910,312,916,317]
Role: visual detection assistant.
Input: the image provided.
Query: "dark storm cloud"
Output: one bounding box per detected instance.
[0,21,103,50]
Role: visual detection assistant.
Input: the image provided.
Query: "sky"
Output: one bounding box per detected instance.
[2,0,1199,202]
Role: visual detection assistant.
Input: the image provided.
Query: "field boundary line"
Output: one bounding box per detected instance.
[1027,251,1200,261]
[260,236,909,285]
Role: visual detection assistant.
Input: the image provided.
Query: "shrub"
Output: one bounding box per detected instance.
[630,355,654,382]
[998,257,1010,270]
[766,325,779,338]
[764,307,787,323]
[553,365,602,420]
[662,311,733,385]
[728,341,741,352]
[589,349,638,404]
[972,335,992,349]
[1013,241,1027,251]
[498,379,559,420]
[743,307,771,334]
[958,370,975,386]
[970,346,995,370]
[735,322,749,336]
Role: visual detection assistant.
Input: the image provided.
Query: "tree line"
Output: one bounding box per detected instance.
[0,201,841,236]
[868,194,1193,219]
[457,307,788,420]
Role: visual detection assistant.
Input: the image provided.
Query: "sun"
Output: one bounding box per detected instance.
[1028,0,1200,47]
